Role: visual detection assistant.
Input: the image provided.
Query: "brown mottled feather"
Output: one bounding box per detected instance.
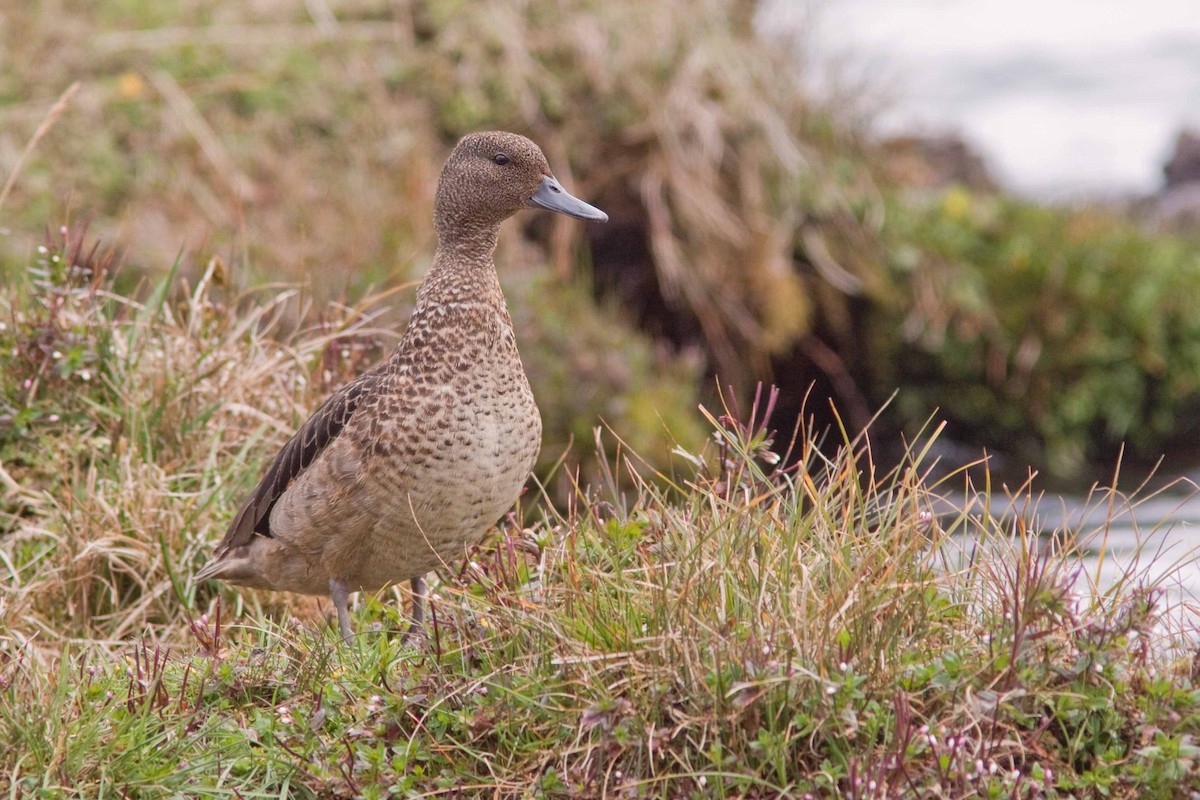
[219,369,381,550]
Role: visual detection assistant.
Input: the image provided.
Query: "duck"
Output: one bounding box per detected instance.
[196,131,607,640]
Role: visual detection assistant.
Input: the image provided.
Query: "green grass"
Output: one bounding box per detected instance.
[1,238,1198,797]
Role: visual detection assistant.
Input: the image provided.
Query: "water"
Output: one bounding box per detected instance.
[766,0,1200,197]
[931,484,1200,631]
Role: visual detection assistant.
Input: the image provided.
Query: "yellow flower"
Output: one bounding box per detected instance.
[941,187,972,221]
[118,72,144,99]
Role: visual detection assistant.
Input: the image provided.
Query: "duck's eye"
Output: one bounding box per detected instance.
[492,153,510,165]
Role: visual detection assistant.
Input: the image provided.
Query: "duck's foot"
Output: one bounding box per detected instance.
[329,578,353,642]
[401,575,426,645]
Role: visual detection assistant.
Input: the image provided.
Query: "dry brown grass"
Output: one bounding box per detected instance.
[0,220,703,656]
[1,0,887,390]
[0,233,398,649]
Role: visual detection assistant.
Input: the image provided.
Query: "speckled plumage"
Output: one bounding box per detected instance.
[196,132,607,639]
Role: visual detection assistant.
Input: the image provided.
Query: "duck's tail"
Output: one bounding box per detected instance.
[193,547,257,586]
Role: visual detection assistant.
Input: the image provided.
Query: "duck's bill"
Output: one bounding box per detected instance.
[530,175,608,222]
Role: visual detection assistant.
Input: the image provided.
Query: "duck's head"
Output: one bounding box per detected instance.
[435,131,607,240]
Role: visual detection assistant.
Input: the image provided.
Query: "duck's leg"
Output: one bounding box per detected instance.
[329,578,353,642]
[403,575,426,644]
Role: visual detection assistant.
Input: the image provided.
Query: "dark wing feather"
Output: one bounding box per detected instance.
[218,371,380,551]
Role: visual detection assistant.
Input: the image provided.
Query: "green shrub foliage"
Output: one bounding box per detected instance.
[875,189,1200,475]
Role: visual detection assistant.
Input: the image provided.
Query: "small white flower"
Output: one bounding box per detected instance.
[698,776,707,788]
[78,369,91,381]
[51,350,62,359]
[825,685,837,695]
[37,245,48,254]
[47,414,59,422]
[839,661,849,672]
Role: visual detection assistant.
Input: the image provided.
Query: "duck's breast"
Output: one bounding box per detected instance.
[343,315,541,587]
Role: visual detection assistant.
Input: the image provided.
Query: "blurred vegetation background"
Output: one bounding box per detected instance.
[4,0,1200,483]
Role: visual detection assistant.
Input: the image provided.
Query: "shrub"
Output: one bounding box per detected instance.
[873,190,1200,476]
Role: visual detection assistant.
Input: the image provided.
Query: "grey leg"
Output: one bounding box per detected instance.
[403,575,426,644]
[329,578,353,642]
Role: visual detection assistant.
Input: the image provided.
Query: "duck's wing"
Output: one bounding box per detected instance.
[216,368,384,553]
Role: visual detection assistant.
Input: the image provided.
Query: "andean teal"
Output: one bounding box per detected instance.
[196,131,607,640]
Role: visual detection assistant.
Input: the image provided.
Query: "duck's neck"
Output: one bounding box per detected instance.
[410,223,507,316]
[433,216,501,263]
[428,218,500,277]
[388,225,509,369]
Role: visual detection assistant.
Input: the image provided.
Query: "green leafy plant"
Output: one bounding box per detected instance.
[874,190,1200,476]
